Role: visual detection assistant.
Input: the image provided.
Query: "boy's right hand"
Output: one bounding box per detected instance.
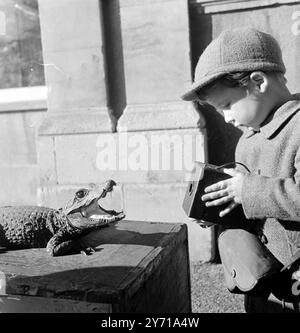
[201,168,244,217]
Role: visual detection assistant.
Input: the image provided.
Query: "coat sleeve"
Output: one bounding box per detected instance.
[241,147,300,221]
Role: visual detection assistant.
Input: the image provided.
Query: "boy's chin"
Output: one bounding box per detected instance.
[231,122,241,128]
[246,126,260,131]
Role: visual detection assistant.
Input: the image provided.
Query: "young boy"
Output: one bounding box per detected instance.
[181,27,300,312]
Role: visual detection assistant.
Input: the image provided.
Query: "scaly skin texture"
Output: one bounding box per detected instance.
[0,180,125,256]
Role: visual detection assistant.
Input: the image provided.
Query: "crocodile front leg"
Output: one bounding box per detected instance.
[46,229,83,256]
[46,212,125,256]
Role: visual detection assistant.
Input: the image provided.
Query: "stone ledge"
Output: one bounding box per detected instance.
[117,101,204,132]
[38,107,115,136]
[191,0,300,13]
[0,86,47,112]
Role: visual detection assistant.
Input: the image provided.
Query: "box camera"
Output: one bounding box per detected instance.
[182,162,246,224]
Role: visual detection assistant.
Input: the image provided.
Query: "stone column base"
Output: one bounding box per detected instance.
[38,107,115,136]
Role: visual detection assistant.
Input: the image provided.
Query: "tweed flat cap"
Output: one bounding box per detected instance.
[181,28,286,101]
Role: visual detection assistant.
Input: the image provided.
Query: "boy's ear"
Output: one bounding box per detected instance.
[249,71,268,93]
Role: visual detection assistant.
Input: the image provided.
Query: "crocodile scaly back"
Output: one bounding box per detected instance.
[0,206,66,249]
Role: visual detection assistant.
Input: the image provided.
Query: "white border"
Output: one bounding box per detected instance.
[0,86,47,112]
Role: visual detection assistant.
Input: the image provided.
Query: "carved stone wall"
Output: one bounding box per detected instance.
[35,0,300,264]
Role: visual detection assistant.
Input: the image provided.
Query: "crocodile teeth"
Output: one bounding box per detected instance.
[97,212,125,224]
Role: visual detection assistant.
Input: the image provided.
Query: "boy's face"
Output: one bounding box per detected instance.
[203,81,269,131]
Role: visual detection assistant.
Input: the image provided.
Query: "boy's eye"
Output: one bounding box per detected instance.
[76,189,88,199]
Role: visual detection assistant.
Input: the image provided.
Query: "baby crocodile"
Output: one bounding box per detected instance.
[0,180,125,256]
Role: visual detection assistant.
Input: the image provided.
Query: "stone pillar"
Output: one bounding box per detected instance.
[37,0,114,205]
[117,0,214,262]
[37,0,112,135]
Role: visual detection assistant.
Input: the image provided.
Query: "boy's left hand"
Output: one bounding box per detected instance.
[201,168,244,218]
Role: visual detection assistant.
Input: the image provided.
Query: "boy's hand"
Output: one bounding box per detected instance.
[201,168,244,217]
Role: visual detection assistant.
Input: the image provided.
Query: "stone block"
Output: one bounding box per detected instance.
[54,133,119,185]
[38,108,113,136]
[118,101,204,132]
[38,185,82,208]
[115,128,206,183]
[37,136,57,186]
[120,0,192,104]
[42,48,107,110]
[38,0,103,53]
[0,166,39,206]
[54,128,205,184]
[0,110,45,165]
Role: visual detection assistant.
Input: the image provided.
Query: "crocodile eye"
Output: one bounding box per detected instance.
[76,189,88,199]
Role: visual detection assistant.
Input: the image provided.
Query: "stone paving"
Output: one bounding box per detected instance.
[191,262,245,313]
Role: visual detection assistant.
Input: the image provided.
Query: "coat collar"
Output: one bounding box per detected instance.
[260,99,300,139]
[244,97,300,139]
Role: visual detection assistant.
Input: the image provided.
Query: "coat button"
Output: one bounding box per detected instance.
[231,269,236,278]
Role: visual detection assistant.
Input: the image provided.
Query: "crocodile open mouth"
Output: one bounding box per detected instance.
[79,198,124,221]
[64,180,125,226]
